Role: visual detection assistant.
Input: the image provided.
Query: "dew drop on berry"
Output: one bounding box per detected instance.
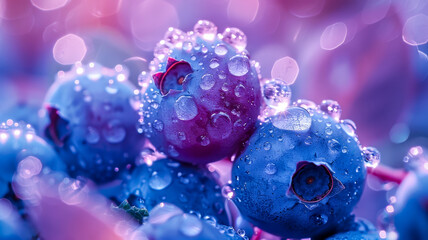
[222,27,247,51]
[197,135,210,146]
[262,79,292,111]
[209,59,220,69]
[320,100,342,121]
[168,145,179,158]
[194,20,217,41]
[263,142,272,151]
[153,119,164,132]
[234,84,246,97]
[228,55,250,76]
[209,112,232,139]
[310,214,328,225]
[264,163,277,175]
[183,41,193,52]
[174,96,198,121]
[341,119,357,137]
[272,107,312,132]
[180,214,203,237]
[215,44,228,56]
[149,170,172,190]
[85,126,100,144]
[200,74,215,90]
[102,120,126,143]
[105,85,118,94]
[328,139,341,152]
[17,156,42,179]
[164,27,186,48]
[363,146,381,168]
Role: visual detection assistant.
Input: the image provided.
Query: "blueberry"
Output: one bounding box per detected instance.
[140,21,262,164]
[40,63,145,183]
[123,158,228,224]
[395,171,428,239]
[0,121,62,198]
[132,203,247,240]
[323,218,380,240]
[231,106,366,238]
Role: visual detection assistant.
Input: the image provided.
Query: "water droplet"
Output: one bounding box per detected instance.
[402,14,428,46]
[209,59,220,69]
[179,193,188,202]
[180,214,203,237]
[194,20,217,41]
[168,145,179,157]
[262,79,292,111]
[272,107,312,132]
[215,44,228,56]
[263,142,272,150]
[174,96,198,121]
[200,74,215,90]
[153,120,164,132]
[328,139,341,152]
[310,214,328,225]
[325,127,333,135]
[102,119,126,143]
[182,41,193,52]
[149,170,172,190]
[86,126,100,144]
[320,100,342,121]
[228,55,250,76]
[264,163,277,175]
[341,119,357,137]
[197,135,210,146]
[222,27,247,51]
[209,112,232,139]
[234,84,246,97]
[164,27,186,48]
[363,147,381,168]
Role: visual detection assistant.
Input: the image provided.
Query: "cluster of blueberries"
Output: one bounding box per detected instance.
[0,20,426,240]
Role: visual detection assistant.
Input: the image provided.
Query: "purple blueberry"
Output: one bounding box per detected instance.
[231,104,367,238]
[40,63,145,183]
[140,20,262,164]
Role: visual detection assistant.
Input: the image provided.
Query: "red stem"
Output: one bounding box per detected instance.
[367,165,408,184]
[251,227,262,240]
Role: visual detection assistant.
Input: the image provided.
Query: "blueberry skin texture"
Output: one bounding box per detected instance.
[395,172,428,239]
[42,65,145,183]
[232,110,366,238]
[124,158,228,224]
[316,217,380,240]
[141,37,261,164]
[0,124,62,198]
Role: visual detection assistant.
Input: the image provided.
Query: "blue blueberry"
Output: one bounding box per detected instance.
[140,21,261,164]
[323,218,379,240]
[0,121,62,198]
[231,106,366,238]
[132,203,247,240]
[40,63,145,183]
[395,171,428,239]
[123,158,228,224]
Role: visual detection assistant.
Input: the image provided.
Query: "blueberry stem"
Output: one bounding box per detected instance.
[251,227,263,240]
[367,165,408,184]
